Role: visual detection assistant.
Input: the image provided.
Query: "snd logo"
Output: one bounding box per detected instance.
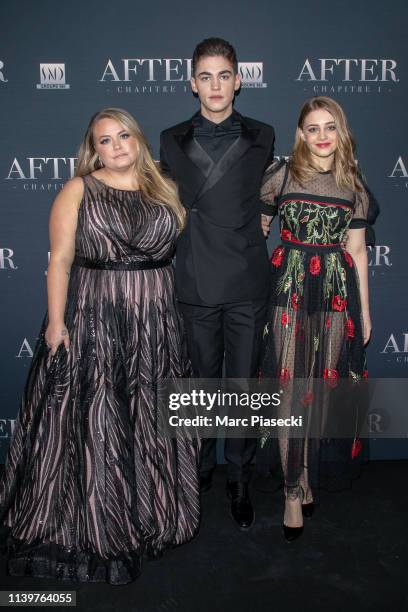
[37,63,70,90]
[239,63,267,89]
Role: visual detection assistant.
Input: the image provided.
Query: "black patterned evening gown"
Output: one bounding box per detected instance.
[258,160,379,500]
[0,175,200,585]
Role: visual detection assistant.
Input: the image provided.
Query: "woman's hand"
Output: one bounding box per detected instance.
[261,214,273,237]
[362,310,372,345]
[45,322,70,355]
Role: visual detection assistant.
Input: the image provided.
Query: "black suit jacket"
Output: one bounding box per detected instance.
[160,111,275,305]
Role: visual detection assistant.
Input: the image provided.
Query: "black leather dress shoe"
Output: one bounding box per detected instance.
[282,524,303,542]
[226,481,255,530]
[302,502,314,518]
[200,472,213,493]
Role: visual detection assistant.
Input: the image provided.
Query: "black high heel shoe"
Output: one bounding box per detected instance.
[282,523,304,542]
[302,502,314,519]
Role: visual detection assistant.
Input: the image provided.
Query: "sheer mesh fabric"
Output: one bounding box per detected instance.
[257,160,375,499]
[261,159,379,243]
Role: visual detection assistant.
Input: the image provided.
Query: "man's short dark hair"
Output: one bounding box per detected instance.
[192,37,238,75]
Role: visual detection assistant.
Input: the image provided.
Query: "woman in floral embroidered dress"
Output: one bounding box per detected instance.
[259,97,379,541]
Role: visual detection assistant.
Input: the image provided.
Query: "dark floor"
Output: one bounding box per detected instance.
[1,461,407,612]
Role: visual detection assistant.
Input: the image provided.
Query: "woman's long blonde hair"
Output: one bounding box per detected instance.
[290,96,361,192]
[76,108,185,229]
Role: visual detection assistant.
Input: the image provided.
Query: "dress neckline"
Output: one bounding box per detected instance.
[90,174,140,193]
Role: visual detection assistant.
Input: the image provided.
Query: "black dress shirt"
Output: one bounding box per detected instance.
[192,111,242,163]
[192,110,269,215]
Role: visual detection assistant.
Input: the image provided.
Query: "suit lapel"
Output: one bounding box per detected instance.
[195,119,260,201]
[173,118,212,205]
[172,112,260,205]
[179,135,214,178]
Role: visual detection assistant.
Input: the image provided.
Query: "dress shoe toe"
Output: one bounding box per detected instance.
[302,502,314,518]
[282,524,304,542]
[226,481,255,531]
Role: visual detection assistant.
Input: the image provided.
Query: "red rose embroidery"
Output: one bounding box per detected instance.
[346,317,355,339]
[291,293,301,311]
[279,368,291,385]
[281,312,290,326]
[323,367,339,388]
[281,229,293,241]
[309,255,321,276]
[332,295,347,311]
[363,370,369,379]
[271,246,284,267]
[325,317,331,329]
[344,251,353,268]
[351,439,363,459]
[301,390,314,406]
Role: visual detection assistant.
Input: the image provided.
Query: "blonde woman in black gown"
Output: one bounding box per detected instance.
[0,108,200,584]
[259,97,379,541]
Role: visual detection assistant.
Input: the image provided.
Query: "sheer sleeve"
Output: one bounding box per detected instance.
[260,158,288,216]
[349,169,380,246]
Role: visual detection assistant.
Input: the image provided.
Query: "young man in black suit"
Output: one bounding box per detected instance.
[160,38,274,530]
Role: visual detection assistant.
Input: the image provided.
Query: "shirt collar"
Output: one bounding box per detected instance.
[193,110,240,134]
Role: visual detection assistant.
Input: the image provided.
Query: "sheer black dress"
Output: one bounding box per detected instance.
[257,160,379,500]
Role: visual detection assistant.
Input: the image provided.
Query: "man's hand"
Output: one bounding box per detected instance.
[261,214,273,237]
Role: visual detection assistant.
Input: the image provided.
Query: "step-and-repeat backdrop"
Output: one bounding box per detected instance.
[1,0,407,460]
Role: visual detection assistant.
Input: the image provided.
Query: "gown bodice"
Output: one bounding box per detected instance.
[75,175,178,263]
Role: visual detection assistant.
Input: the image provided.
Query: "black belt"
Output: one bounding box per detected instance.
[281,240,342,253]
[73,256,172,270]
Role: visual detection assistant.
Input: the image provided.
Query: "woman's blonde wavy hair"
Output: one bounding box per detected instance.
[290,96,361,192]
[76,108,185,230]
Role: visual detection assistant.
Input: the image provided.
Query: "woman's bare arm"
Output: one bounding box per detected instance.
[45,177,83,354]
[345,227,371,345]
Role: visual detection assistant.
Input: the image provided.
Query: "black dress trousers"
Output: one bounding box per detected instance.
[179,298,268,483]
